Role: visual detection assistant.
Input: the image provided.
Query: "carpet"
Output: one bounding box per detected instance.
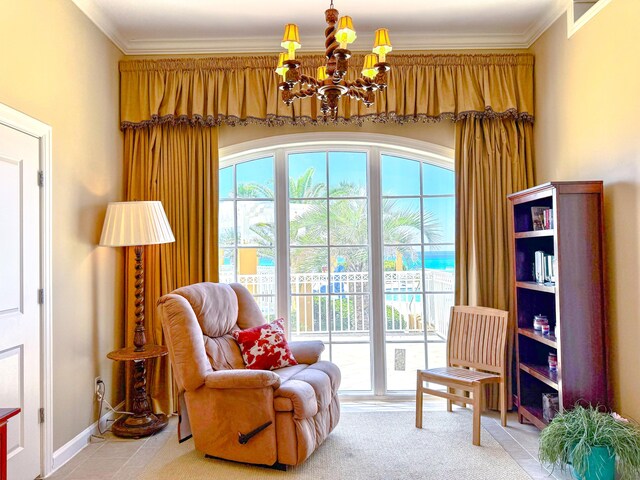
[138,410,530,480]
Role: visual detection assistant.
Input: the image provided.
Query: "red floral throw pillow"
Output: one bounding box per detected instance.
[233,318,298,370]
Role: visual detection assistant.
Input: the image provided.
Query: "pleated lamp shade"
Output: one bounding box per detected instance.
[99,201,175,247]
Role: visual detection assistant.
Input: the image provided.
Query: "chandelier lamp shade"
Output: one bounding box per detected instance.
[275,0,392,120]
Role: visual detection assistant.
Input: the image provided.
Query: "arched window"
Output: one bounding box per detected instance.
[219,133,454,395]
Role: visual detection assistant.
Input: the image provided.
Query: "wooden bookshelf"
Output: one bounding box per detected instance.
[508,182,609,429]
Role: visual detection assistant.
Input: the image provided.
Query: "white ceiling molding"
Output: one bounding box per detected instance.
[73,0,567,55]
[525,0,568,46]
[72,0,129,52]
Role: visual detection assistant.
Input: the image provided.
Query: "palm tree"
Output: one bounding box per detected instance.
[239,170,442,272]
[234,166,325,199]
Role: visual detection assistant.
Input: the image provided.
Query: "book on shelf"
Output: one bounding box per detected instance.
[534,251,556,285]
[531,206,553,230]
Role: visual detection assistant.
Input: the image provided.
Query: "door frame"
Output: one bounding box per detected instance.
[0,102,53,478]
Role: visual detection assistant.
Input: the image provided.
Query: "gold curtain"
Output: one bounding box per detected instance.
[454,117,535,408]
[120,54,534,127]
[124,124,219,414]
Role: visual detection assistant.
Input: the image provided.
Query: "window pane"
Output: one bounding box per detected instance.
[331,343,371,391]
[330,247,369,293]
[382,155,420,196]
[385,342,425,391]
[383,246,423,292]
[424,269,455,296]
[424,293,454,339]
[423,163,454,195]
[289,200,327,246]
[237,157,274,198]
[289,295,329,341]
[329,152,367,197]
[236,201,274,246]
[427,342,447,386]
[218,248,235,284]
[382,197,421,244]
[253,296,277,322]
[288,152,326,198]
[329,199,368,245]
[330,294,370,334]
[423,245,455,285]
[290,247,328,294]
[236,247,275,294]
[423,197,454,243]
[385,295,423,332]
[218,200,235,246]
[219,166,234,199]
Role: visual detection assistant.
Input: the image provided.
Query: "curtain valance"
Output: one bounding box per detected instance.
[120,53,534,129]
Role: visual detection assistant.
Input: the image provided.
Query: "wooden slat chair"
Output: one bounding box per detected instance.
[415,305,509,446]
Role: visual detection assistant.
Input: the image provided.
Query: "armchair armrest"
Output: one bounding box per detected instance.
[204,369,281,390]
[289,340,325,365]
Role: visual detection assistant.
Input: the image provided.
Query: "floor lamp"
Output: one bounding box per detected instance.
[99,201,175,438]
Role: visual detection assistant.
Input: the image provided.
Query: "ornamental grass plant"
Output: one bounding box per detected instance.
[539,405,640,479]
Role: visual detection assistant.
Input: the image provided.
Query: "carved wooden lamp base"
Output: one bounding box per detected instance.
[111,411,168,439]
[106,348,169,439]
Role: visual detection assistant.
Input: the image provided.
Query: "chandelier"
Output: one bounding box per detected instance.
[275,0,392,120]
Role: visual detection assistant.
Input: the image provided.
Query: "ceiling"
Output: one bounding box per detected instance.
[72,0,566,55]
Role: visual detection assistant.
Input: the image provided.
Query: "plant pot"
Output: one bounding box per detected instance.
[569,446,616,480]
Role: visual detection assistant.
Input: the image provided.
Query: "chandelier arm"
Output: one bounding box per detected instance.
[346,88,366,101]
[346,87,376,107]
[291,86,318,100]
[299,75,323,88]
[345,77,376,89]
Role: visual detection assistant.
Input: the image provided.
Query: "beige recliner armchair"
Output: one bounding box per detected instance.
[157,282,341,469]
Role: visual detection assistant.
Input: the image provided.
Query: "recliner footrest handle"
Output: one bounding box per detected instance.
[238,420,273,444]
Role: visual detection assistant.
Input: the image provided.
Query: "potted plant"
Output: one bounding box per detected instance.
[539,405,640,480]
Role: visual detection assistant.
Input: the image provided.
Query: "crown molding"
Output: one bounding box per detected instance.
[109,31,540,56]
[72,0,129,53]
[73,0,567,55]
[524,0,567,47]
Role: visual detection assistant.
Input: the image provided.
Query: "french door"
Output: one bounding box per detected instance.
[219,140,454,394]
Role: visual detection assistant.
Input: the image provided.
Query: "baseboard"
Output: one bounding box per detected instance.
[50,401,125,474]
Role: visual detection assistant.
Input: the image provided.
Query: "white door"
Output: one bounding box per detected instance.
[0,122,41,479]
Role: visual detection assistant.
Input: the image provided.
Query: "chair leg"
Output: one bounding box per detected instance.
[447,387,453,412]
[415,372,423,428]
[499,381,508,427]
[472,385,481,446]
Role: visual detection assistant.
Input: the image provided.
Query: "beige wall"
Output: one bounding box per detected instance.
[531,0,640,418]
[0,2,124,449]
[219,120,455,149]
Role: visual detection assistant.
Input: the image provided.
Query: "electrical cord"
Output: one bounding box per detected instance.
[92,380,133,440]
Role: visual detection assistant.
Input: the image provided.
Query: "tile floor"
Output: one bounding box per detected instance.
[44,398,570,480]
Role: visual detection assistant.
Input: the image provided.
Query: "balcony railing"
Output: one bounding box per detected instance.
[219,268,454,340]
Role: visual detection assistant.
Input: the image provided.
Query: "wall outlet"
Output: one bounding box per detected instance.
[94,376,103,399]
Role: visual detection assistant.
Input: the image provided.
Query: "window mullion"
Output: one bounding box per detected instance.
[275,147,290,331]
[368,146,386,396]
